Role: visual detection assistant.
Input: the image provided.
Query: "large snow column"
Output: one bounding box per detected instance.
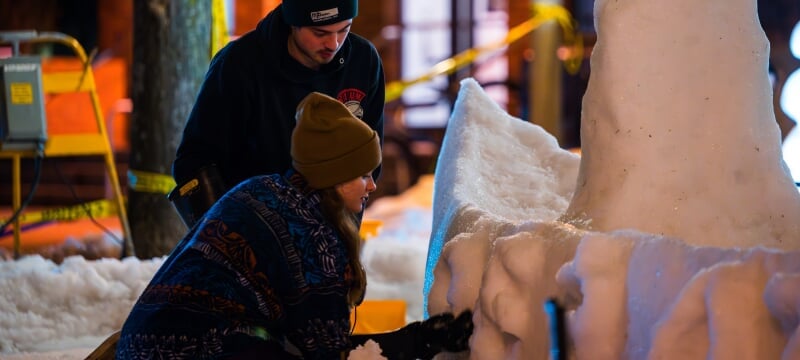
[424,78,580,315]
[562,0,800,249]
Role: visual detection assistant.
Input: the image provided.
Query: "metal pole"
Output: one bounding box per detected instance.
[529,0,563,143]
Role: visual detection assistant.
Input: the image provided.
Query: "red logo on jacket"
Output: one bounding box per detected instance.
[337,89,365,119]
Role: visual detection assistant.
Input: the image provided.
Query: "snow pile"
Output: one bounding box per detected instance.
[423,77,580,316]
[0,255,164,354]
[347,340,387,360]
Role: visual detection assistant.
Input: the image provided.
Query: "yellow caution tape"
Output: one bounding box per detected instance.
[385,3,583,103]
[0,199,118,226]
[211,0,230,58]
[0,188,380,240]
[2,169,175,229]
[127,169,176,195]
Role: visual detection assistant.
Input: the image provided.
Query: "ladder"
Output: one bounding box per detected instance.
[0,31,134,258]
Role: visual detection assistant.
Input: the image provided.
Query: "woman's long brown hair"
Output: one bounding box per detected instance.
[318,187,367,307]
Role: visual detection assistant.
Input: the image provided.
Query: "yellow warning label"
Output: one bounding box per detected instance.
[10,83,34,104]
[179,179,199,196]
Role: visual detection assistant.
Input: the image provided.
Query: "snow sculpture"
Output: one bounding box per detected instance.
[423,78,581,317]
[425,0,800,358]
[562,0,800,249]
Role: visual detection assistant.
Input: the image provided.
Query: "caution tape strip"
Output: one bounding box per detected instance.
[385,3,583,102]
[127,169,176,195]
[1,168,176,230]
[0,198,119,227]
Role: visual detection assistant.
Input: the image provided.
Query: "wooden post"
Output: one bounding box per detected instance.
[529,0,563,143]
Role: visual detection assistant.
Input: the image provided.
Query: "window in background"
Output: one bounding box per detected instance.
[781,21,800,184]
[401,0,508,128]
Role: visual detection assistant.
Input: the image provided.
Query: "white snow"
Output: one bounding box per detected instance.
[348,340,388,360]
[0,255,165,357]
[562,0,800,249]
[424,76,800,358]
[424,0,800,357]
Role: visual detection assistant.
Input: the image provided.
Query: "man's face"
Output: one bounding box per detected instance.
[288,19,352,70]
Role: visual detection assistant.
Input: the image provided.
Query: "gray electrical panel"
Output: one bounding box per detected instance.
[0,55,48,151]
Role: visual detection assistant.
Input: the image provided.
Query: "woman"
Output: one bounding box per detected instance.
[116,92,379,359]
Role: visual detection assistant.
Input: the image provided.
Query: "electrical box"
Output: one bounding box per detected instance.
[0,55,47,151]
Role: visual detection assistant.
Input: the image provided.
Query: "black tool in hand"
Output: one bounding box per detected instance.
[350,309,474,360]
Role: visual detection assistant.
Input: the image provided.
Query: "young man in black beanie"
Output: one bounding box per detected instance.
[169,0,385,227]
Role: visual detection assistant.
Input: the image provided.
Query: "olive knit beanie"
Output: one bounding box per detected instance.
[292,92,380,189]
[281,0,358,26]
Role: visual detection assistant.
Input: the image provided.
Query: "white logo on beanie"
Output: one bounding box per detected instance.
[310,8,340,23]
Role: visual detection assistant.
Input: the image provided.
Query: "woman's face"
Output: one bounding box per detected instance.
[335,172,377,213]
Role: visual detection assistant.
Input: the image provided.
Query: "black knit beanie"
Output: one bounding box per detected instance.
[281,0,358,26]
[292,92,380,189]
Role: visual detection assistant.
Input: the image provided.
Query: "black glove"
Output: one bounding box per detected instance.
[411,309,474,359]
[349,309,474,360]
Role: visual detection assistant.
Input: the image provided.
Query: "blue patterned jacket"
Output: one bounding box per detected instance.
[116,171,354,359]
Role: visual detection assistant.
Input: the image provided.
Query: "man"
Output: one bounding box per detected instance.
[170,0,385,227]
